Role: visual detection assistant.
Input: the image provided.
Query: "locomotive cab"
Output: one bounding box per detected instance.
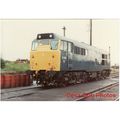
[30,33,61,71]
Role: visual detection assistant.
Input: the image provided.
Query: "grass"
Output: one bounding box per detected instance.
[1,62,30,73]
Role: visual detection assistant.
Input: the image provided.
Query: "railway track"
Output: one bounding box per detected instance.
[1,85,41,94]
[1,86,41,100]
[75,82,119,101]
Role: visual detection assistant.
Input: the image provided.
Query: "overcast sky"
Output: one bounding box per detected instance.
[0,19,119,65]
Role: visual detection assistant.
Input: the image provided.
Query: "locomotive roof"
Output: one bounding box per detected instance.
[54,33,108,54]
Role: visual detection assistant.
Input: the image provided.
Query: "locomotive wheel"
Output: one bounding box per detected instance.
[31,69,111,88]
[59,78,69,87]
[82,72,88,83]
[75,74,82,84]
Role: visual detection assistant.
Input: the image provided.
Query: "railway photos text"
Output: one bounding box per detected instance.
[65,92,117,99]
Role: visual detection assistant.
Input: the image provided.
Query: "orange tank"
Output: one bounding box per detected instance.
[15,74,20,87]
[11,74,16,88]
[20,74,26,86]
[0,75,5,89]
[25,74,30,86]
[4,74,12,88]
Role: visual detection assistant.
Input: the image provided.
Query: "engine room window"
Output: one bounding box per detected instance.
[101,60,107,65]
[74,46,87,55]
[81,48,85,55]
[74,46,77,54]
[50,40,58,50]
[81,48,83,55]
[102,54,107,59]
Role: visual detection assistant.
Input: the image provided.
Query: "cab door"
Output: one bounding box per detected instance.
[60,40,73,71]
[60,40,68,70]
[67,42,73,70]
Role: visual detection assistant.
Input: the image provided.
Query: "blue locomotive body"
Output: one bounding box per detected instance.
[58,34,110,72]
[30,33,110,87]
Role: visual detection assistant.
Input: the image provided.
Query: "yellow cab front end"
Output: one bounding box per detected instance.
[30,33,61,72]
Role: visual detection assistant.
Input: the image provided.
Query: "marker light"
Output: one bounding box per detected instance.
[49,34,52,38]
[38,35,41,39]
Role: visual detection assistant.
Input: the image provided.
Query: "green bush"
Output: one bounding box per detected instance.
[0,58,5,69]
[2,62,30,72]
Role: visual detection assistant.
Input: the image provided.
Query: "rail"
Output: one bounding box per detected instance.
[75,82,119,101]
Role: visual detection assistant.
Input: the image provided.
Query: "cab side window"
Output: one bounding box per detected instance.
[68,42,73,52]
[60,40,67,51]
[64,41,67,51]
[60,40,64,50]
[60,40,73,52]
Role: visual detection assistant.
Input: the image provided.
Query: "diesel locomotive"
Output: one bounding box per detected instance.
[30,33,111,87]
